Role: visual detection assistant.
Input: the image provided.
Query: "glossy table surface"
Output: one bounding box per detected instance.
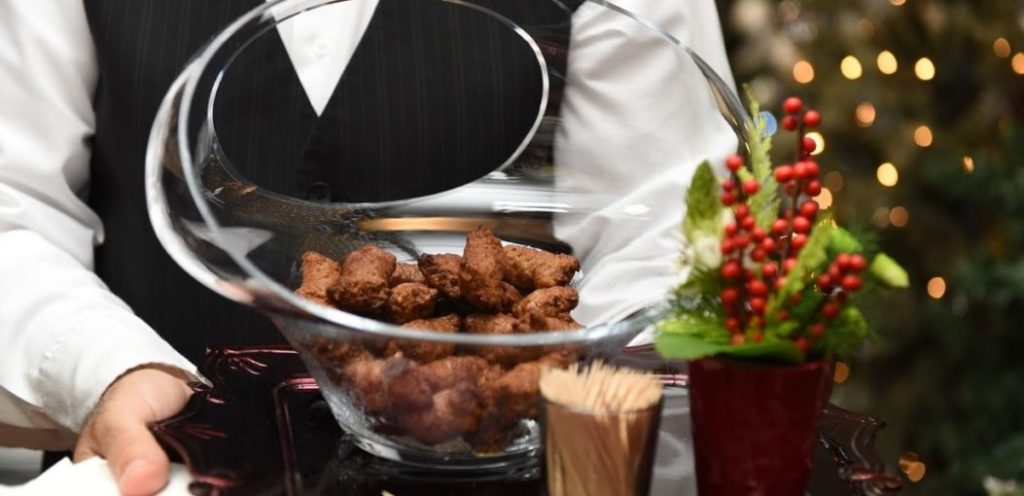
[151,347,902,496]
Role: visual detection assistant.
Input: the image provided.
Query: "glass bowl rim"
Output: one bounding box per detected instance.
[166,0,739,346]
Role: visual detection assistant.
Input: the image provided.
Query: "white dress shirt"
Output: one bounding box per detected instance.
[0,0,734,450]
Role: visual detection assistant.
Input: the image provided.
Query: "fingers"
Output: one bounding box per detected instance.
[73,368,193,496]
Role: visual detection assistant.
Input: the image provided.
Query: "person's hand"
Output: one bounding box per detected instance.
[73,367,193,496]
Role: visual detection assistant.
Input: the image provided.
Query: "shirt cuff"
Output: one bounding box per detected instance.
[32,309,198,432]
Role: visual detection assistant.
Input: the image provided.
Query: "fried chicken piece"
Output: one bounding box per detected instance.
[295,251,342,306]
[463,313,542,366]
[460,227,521,312]
[386,355,490,411]
[340,355,414,414]
[417,253,462,300]
[397,383,483,445]
[390,262,426,287]
[383,314,460,362]
[329,245,396,315]
[512,286,583,331]
[385,282,438,324]
[502,245,580,291]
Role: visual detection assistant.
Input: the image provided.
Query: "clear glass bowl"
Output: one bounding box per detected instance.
[146,0,746,469]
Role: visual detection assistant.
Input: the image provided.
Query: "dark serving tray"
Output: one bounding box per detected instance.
[151,347,902,495]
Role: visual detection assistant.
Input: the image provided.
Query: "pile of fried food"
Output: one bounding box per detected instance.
[294,226,584,451]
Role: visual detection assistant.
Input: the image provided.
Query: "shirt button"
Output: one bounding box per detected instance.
[312,38,331,57]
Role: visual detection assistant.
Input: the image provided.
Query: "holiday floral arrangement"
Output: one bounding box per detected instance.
[655,93,909,364]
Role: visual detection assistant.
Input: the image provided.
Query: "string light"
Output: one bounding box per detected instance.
[890,206,909,227]
[873,207,891,227]
[793,60,815,83]
[824,171,844,192]
[877,162,899,187]
[914,125,933,147]
[963,156,975,173]
[855,102,876,127]
[805,131,826,155]
[900,453,927,483]
[841,55,864,79]
[1012,53,1024,75]
[915,58,936,80]
[833,362,850,384]
[994,38,1011,58]
[877,50,898,74]
[927,277,946,299]
[889,0,906,5]
[813,187,833,209]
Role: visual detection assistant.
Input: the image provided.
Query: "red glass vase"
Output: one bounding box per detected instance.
[688,357,834,496]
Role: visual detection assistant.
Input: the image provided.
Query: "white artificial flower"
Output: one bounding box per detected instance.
[692,233,722,271]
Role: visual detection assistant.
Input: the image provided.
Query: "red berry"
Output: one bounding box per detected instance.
[783,97,804,115]
[828,264,842,280]
[726,318,741,333]
[810,323,826,337]
[821,303,840,319]
[720,288,740,304]
[762,262,779,278]
[777,309,790,321]
[799,200,819,219]
[791,234,808,250]
[750,297,767,314]
[803,109,821,127]
[817,274,833,289]
[795,337,810,352]
[775,277,788,290]
[841,275,863,292]
[721,240,735,254]
[793,161,808,178]
[771,219,789,235]
[741,215,756,231]
[720,192,736,205]
[742,179,760,195]
[721,261,741,279]
[753,331,764,343]
[751,228,767,242]
[748,279,768,296]
[733,235,750,249]
[792,216,811,234]
[734,204,750,218]
[751,249,767,262]
[783,258,798,273]
[774,165,795,182]
[805,180,822,196]
[731,334,746,346]
[783,208,796,220]
[836,253,852,270]
[849,254,868,272]
[802,137,817,154]
[722,179,735,192]
[788,292,802,305]
[726,155,744,171]
[725,222,738,237]
[760,237,777,253]
[782,115,799,131]
[800,160,820,178]
[744,269,756,280]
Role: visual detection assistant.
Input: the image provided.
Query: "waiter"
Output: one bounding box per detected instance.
[0,1,735,495]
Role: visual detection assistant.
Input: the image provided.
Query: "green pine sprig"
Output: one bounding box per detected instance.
[742,85,780,230]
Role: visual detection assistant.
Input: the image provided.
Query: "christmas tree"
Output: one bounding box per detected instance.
[715,0,1024,494]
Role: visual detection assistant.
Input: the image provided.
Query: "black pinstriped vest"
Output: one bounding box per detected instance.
[82,0,576,362]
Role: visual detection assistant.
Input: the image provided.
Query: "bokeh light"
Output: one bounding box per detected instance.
[1012,53,1024,75]
[855,102,876,126]
[963,155,975,173]
[805,131,825,155]
[813,187,833,209]
[833,362,851,383]
[900,452,927,483]
[877,50,898,74]
[856,19,875,39]
[877,162,899,186]
[841,55,863,79]
[915,58,936,80]
[890,206,909,227]
[889,0,906,5]
[914,125,933,147]
[994,37,1011,58]
[824,171,844,192]
[927,277,947,299]
[873,207,891,227]
[793,60,815,83]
